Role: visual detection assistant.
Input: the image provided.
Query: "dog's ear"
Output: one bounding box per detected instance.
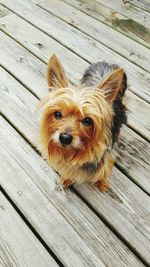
[47,54,69,88]
[97,68,125,102]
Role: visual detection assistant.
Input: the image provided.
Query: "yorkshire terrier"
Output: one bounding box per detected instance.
[38,54,127,191]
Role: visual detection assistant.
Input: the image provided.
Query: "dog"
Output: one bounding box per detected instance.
[37,54,127,191]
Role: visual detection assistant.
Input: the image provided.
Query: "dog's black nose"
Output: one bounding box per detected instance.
[59,133,73,145]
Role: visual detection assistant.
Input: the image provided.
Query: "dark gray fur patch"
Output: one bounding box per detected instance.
[81,162,98,175]
[80,61,127,145]
[80,62,119,87]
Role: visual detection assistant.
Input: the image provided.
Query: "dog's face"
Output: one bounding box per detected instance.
[38,54,124,165]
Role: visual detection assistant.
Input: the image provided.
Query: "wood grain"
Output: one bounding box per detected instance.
[0,18,149,141]
[0,68,149,264]
[132,0,150,12]
[0,0,150,102]
[62,0,150,48]
[105,0,150,12]
[96,0,150,22]
[0,192,58,267]
[40,0,150,71]
[0,1,149,264]
[0,33,149,192]
[114,125,150,193]
[130,0,150,12]
[0,116,144,267]
[0,4,11,18]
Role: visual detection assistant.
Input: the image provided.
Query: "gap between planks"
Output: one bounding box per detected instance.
[0,13,149,142]
[61,0,150,48]
[96,0,150,14]
[0,3,149,264]
[0,0,150,104]
[0,116,146,267]
[0,29,149,193]
[38,0,150,71]
[0,66,150,265]
[0,187,61,267]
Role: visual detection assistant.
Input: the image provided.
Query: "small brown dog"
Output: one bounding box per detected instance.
[38,54,127,191]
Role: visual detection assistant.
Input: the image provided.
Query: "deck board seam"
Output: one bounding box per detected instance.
[0,112,149,265]
[0,28,149,143]
[0,148,147,267]
[0,62,149,194]
[0,63,40,100]
[0,185,64,267]
[0,3,92,64]
[38,3,150,74]
[122,2,150,13]
[115,162,150,197]
[2,100,149,198]
[1,2,149,105]
[61,0,150,49]
[72,186,149,267]
[0,2,149,266]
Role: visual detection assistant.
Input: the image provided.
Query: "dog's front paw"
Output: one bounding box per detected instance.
[95,180,109,192]
[61,178,73,189]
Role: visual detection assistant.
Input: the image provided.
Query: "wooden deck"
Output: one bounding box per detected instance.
[0,0,150,266]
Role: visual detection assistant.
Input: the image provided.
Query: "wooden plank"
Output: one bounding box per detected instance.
[126,90,150,141]
[0,116,144,267]
[0,192,59,267]
[0,31,48,99]
[0,11,150,141]
[0,33,149,192]
[0,0,150,103]
[30,0,45,3]
[62,0,150,48]
[130,0,150,12]
[0,4,11,18]
[75,170,150,264]
[0,13,87,85]
[0,68,150,265]
[114,124,150,192]
[96,0,150,23]
[40,0,150,72]
[0,15,150,142]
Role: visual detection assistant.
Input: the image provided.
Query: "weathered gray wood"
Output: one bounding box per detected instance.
[0,33,149,192]
[130,0,150,12]
[0,116,144,267]
[0,1,149,265]
[0,192,59,267]
[132,0,150,12]
[0,12,87,84]
[0,31,48,99]
[0,68,39,143]
[96,0,150,22]
[30,0,45,3]
[114,124,150,193]
[0,0,150,102]
[63,0,150,48]
[0,18,149,142]
[75,170,150,264]
[0,68,150,265]
[0,4,10,18]
[39,0,150,72]
[126,90,150,141]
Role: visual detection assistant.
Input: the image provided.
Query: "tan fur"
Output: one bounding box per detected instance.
[47,54,69,88]
[97,68,124,101]
[37,54,125,192]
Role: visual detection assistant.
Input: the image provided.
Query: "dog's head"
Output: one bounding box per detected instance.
[38,54,124,165]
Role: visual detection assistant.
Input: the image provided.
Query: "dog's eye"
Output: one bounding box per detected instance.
[82,117,93,126]
[54,111,62,120]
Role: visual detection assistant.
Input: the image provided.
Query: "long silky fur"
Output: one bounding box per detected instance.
[37,57,127,190]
